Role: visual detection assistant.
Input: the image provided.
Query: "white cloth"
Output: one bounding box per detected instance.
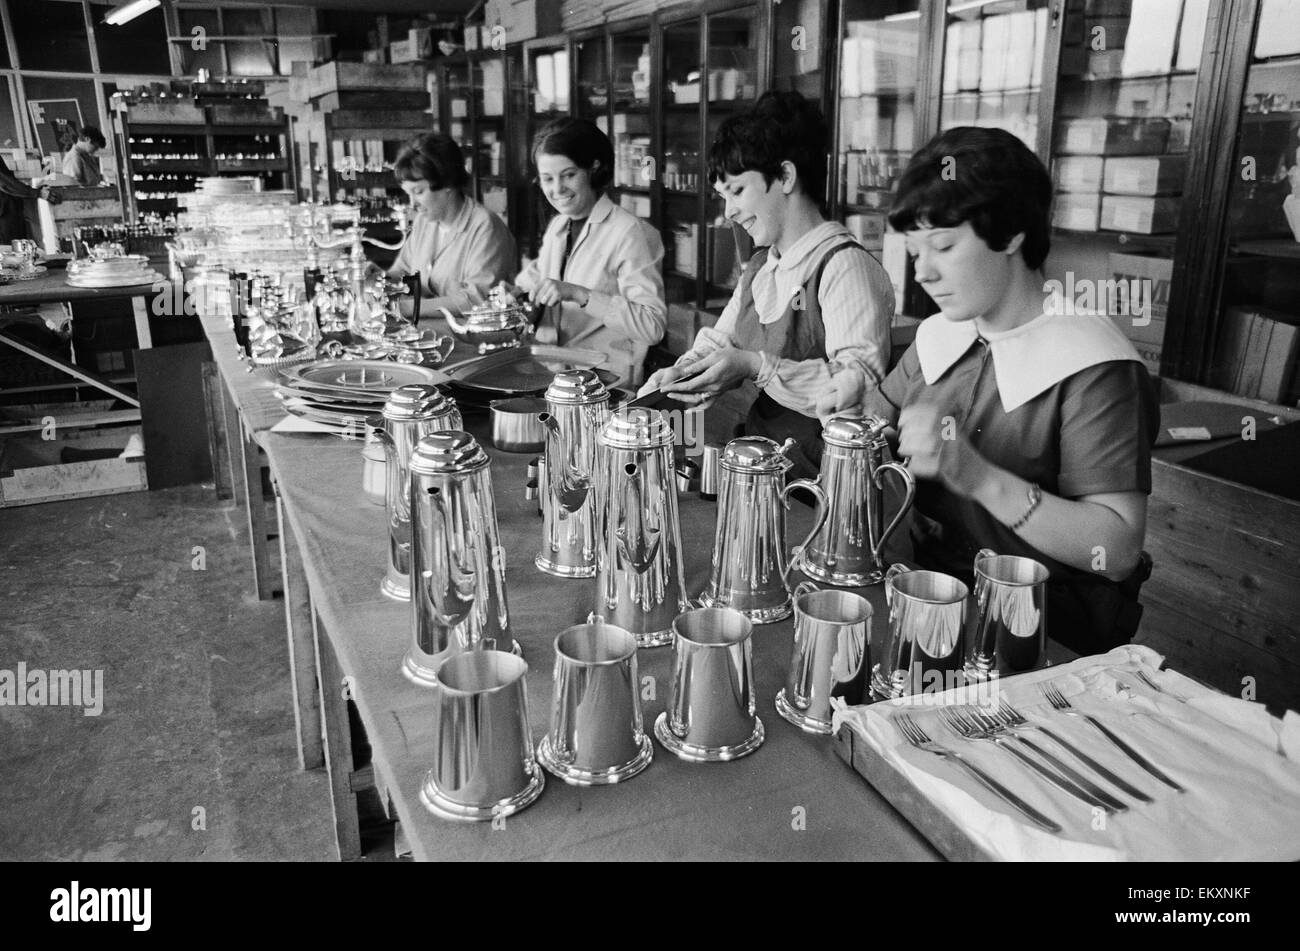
[515,193,667,386]
[680,221,893,418]
[389,195,517,318]
[832,646,1300,861]
[915,311,1142,412]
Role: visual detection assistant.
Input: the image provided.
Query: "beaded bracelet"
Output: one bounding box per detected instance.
[1009,482,1042,532]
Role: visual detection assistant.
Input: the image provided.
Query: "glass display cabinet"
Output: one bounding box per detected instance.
[1046,0,1210,378]
[830,0,924,287]
[659,5,766,311]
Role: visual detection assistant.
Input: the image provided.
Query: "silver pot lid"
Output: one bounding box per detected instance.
[598,406,674,449]
[544,368,609,405]
[410,430,487,475]
[822,414,890,448]
[721,436,794,473]
[382,383,456,422]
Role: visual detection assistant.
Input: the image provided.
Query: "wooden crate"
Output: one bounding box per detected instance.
[1141,380,1300,713]
[0,422,146,507]
[126,101,206,125]
[209,103,285,125]
[307,61,426,100]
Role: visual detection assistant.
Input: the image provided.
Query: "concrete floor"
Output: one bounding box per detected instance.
[0,485,339,861]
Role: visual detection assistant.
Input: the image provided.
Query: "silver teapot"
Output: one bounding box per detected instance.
[438,285,543,353]
[591,407,690,647]
[373,384,462,602]
[699,437,829,624]
[535,369,611,578]
[403,430,517,687]
[802,414,915,586]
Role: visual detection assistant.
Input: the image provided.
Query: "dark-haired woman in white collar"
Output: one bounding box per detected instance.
[828,127,1159,654]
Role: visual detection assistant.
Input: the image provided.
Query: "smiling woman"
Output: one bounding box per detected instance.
[512,117,667,387]
[642,91,895,479]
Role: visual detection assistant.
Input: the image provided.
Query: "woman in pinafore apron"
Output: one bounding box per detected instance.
[641,91,896,480]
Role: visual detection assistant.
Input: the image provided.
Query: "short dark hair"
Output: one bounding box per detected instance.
[888,127,1052,270]
[80,126,106,149]
[393,131,469,190]
[531,117,613,191]
[707,90,830,205]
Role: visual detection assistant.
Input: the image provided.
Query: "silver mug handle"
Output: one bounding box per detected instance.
[781,476,829,589]
[871,461,916,565]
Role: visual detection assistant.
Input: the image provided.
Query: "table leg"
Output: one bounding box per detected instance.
[131,295,153,350]
[276,486,325,771]
[312,607,363,862]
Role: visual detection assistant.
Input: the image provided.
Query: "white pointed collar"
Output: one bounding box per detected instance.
[915,311,1143,412]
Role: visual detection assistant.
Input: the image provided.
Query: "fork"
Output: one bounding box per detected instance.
[940,707,1124,814]
[1040,682,1185,792]
[893,712,1062,834]
[1136,669,1189,702]
[992,700,1153,804]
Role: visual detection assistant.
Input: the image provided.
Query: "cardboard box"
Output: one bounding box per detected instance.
[1052,192,1101,231]
[1055,117,1170,155]
[464,25,480,51]
[1103,155,1187,196]
[409,26,435,60]
[497,0,562,45]
[1108,252,1171,347]
[390,39,417,63]
[1100,195,1180,234]
[1053,155,1104,192]
[308,62,426,98]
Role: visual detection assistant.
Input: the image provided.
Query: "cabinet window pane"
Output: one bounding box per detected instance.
[22,77,99,154]
[223,7,275,76]
[177,9,224,75]
[11,0,93,72]
[0,77,19,148]
[275,6,318,76]
[94,3,171,75]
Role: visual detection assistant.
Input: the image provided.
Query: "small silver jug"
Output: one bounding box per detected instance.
[374,385,462,601]
[803,414,915,586]
[536,369,611,578]
[591,406,690,647]
[404,431,517,686]
[699,436,829,624]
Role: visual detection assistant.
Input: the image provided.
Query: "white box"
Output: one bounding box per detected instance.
[1054,155,1104,192]
[1103,155,1187,196]
[1100,195,1180,234]
[1052,192,1101,231]
[1121,0,1180,75]
[390,39,417,63]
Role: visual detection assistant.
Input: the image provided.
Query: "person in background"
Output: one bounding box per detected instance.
[823,126,1157,654]
[0,154,59,243]
[640,91,894,480]
[513,117,666,387]
[388,131,517,319]
[61,127,106,187]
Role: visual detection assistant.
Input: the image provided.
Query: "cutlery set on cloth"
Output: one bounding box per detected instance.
[833,644,1300,860]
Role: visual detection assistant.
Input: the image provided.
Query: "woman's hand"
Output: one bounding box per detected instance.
[658,345,761,405]
[896,402,990,498]
[531,278,590,308]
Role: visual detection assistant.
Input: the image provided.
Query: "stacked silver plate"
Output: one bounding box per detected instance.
[275,360,447,434]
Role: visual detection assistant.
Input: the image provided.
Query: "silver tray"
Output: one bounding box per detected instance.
[279,360,446,397]
[441,344,612,398]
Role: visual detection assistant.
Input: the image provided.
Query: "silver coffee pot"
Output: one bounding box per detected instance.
[699,437,829,624]
[591,407,690,647]
[536,369,611,578]
[803,414,916,586]
[374,384,462,601]
[403,430,518,686]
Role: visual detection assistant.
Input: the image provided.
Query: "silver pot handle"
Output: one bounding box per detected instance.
[781,476,828,588]
[871,460,916,565]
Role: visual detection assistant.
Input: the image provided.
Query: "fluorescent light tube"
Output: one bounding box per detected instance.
[104,0,161,27]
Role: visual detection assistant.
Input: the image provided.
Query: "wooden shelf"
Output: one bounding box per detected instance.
[1232,239,1300,260]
